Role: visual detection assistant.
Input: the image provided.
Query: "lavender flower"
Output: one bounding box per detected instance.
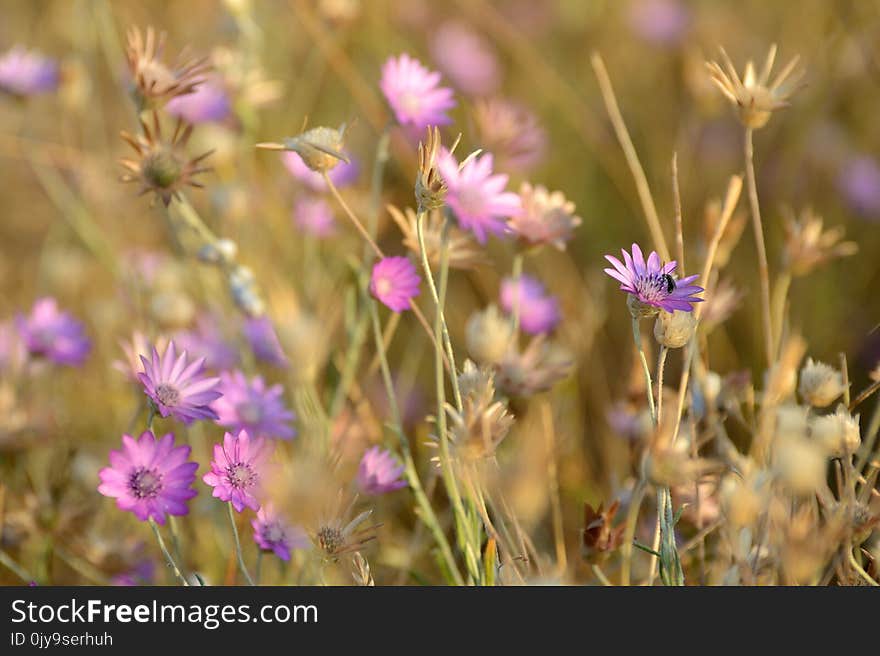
[203,430,272,512]
[16,297,91,366]
[212,370,296,440]
[282,151,360,192]
[138,341,222,424]
[472,98,547,173]
[380,53,455,130]
[838,155,880,219]
[604,243,703,314]
[370,256,421,312]
[97,430,198,525]
[293,196,337,238]
[429,21,500,97]
[242,316,288,368]
[165,78,233,125]
[627,0,691,47]
[173,315,239,372]
[500,275,562,335]
[357,446,407,495]
[251,505,309,561]
[0,47,59,97]
[438,150,522,244]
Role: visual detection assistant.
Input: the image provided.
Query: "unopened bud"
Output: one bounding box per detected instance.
[653,310,697,348]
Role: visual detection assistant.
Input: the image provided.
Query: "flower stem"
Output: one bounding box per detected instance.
[631,319,655,422]
[227,502,256,586]
[148,518,189,586]
[509,252,524,337]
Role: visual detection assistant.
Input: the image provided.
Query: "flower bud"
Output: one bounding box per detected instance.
[809,405,860,458]
[798,358,845,408]
[653,309,697,348]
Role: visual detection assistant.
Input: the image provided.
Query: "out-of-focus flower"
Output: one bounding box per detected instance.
[125,26,210,110]
[120,112,213,207]
[314,494,379,558]
[496,336,572,397]
[165,77,233,125]
[429,21,500,97]
[838,155,880,219]
[282,151,360,191]
[0,46,59,97]
[782,208,857,276]
[809,405,860,458]
[604,243,703,316]
[228,265,265,317]
[380,53,455,129]
[243,316,288,368]
[509,183,581,251]
[500,274,561,335]
[138,340,221,424]
[701,197,747,270]
[98,430,198,525]
[212,370,296,440]
[251,504,309,561]
[465,305,514,366]
[111,559,156,586]
[606,401,652,443]
[356,446,407,495]
[16,297,91,367]
[772,433,827,496]
[438,149,522,244]
[627,0,690,47]
[173,315,239,372]
[203,430,272,512]
[699,278,743,329]
[114,331,169,382]
[293,196,337,238]
[471,98,547,173]
[388,205,486,271]
[370,256,421,312]
[706,44,804,129]
[581,501,625,561]
[258,124,349,174]
[798,358,845,408]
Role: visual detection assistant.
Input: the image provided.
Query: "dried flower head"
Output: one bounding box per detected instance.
[416,126,448,211]
[471,97,547,173]
[257,124,348,174]
[125,26,210,110]
[314,493,380,559]
[653,309,697,349]
[581,501,625,562]
[782,208,857,277]
[798,358,845,408]
[496,336,573,397]
[465,305,515,366]
[772,433,827,496]
[706,44,804,129]
[809,405,860,458]
[442,371,514,462]
[120,113,213,206]
[508,183,582,250]
[388,205,487,271]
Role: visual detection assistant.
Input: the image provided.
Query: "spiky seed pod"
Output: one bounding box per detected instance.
[415,125,447,212]
[654,309,697,349]
[256,124,348,174]
[782,208,857,277]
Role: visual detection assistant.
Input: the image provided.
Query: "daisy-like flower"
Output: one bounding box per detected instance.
[429,21,500,97]
[203,430,272,512]
[370,256,421,312]
[500,274,561,335]
[97,430,198,525]
[388,205,487,270]
[212,370,296,440]
[138,340,221,424]
[293,196,337,238]
[173,315,239,372]
[509,183,582,250]
[437,149,522,244]
[471,98,547,173]
[706,44,804,129]
[251,505,309,561]
[782,208,857,277]
[16,297,91,367]
[165,77,233,125]
[282,151,360,192]
[380,53,455,130]
[604,243,703,315]
[356,446,407,495]
[242,316,288,368]
[0,47,59,97]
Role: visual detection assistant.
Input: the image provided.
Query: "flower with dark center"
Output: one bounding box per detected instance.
[138,340,221,425]
[203,430,272,512]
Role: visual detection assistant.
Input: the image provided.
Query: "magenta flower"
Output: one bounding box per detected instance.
[627,0,691,47]
[438,149,522,244]
[604,243,703,313]
[293,196,337,238]
[370,256,421,312]
[16,297,91,366]
[203,430,272,512]
[282,151,360,192]
[357,446,407,495]
[98,430,199,525]
[165,79,233,125]
[242,316,288,368]
[212,370,296,440]
[380,53,456,130]
[251,505,309,561]
[173,315,239,372]
[138,341,222,425]
[500,275,562,335]
[429,21,500,97]
[0,47,59,97]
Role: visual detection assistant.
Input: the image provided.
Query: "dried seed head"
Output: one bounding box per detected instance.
[465,305,514,366]
[782,208,857,277]
[443,379,515,462]
[415,126,447,212]
[314,493,379,560]
[508,182,582,251]
[720,470,771,528]
[257,124,349,174]
[809,405,860,459]
[495,336,573,398]
[772,433,827,496]
[581,501,625,562]
[798,357,845,408]
[388,205,487,271]
[653,309,697,349]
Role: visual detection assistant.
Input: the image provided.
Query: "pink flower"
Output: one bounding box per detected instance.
[203,430,272,512]
[429,21,500,97]
[357,446,407,495]
[0,47,58,97]
[282,151,360,192]
[500,275,562,335]
[16,297,91,367]
[251,505,309,561]
[380,53,456,129]
[242,317,288,368]
[165,79,233,125]
[604,243,703,313]
[438,150,521,244]
[293,196,337,238]
[98,431,198,525]
[370,257,421,312]
[138,341,222,425]
[212,370,296,440]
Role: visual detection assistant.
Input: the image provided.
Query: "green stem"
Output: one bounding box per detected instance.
[510,252,524,336]
[227,502,256,586]
[149,518,189,586]
[631,319,656,422]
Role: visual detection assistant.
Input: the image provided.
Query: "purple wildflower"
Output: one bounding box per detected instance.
[438,149,522,244]
[429,21,500,97]
[97,430,198,525]
[627,0,691,47]
[203,430,272,512]
[370,257,421,312]
[251,504,309,561]
[500,274,562,335]
[838,155,880,219]
[357,446,407,495]
[604,243,703,313]
[138,341,222,425]
[173,315,239,372]
[165,78,233,125]
[111,559,155,586]
[293,195,337,238]
[282,151,360,192]
[212,370,296,440]
[380,53,455,130]
[16,297,91,366]
[0,47,59,97]
[242,316,289,368]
